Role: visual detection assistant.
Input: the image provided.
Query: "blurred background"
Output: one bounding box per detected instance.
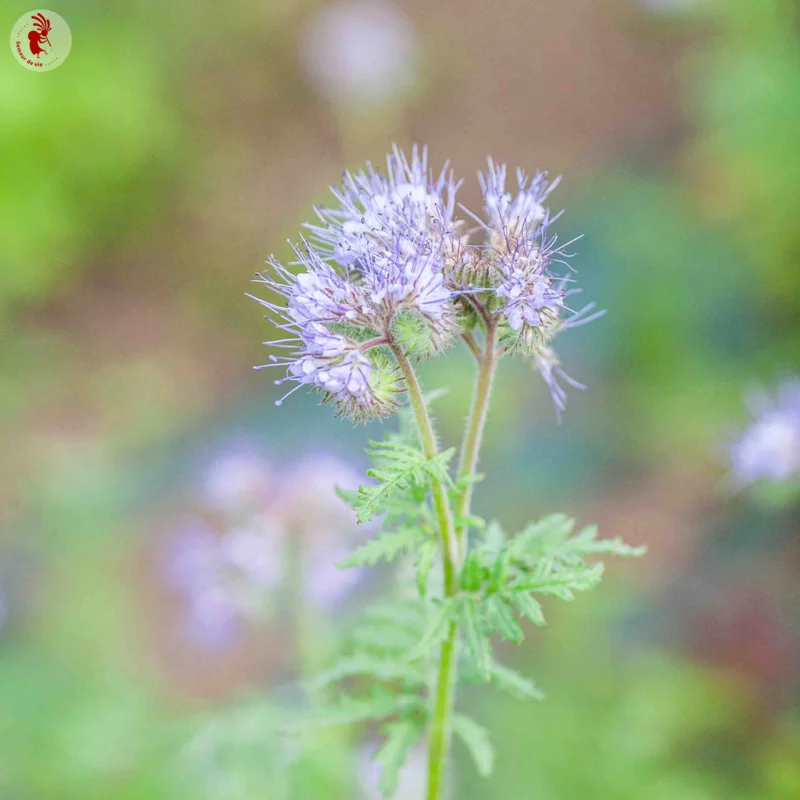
[1,0,799,797]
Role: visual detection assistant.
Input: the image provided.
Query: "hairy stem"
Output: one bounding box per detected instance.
[388,340,459,591]
[359,335,389,351]
[455,321,499,553]
[460,331,482,362]
[425,620,458,800]
[387,340,459,800]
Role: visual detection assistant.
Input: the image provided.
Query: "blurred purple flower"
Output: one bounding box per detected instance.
[730,382,800,485]
[164,517,285,650]
[300,0,419,109]
[165,451,373,649]
[282,452,372,609]
[200,449,273,513]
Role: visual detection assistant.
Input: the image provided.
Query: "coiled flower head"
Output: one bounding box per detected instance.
[479,158,560,252]
[308,144,459,271]
[251,233,458,422]
[489,226,602,359]
[252,146,602,422]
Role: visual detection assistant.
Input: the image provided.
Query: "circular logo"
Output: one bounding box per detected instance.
[10,10,71,71]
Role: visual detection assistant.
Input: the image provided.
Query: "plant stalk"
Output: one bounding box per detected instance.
[387,340,460,800]
[424,619,458,800]
[388,340,459,592]
[455,322,499,554]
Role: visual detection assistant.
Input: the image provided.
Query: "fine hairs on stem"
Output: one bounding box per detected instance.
[252,145,644,798]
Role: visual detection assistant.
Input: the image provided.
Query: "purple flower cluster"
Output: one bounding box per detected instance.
[164,449,370,650]
[476,160,603,349]
[252,146,600,420]
[479,159,558,248]
[308,144,458,269]
[730,382,800,486]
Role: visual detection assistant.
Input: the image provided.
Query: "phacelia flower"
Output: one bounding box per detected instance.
[479,158,561,250]
[532,347,587,423]
[491,228,603,355]
[251,244,396,422]
[308,144,459,272]
[494,246,565,333]
[252,228,457,421]
[252,146,602,421]
[357,237,457,341]
[729,382,800,485]
[288,329,374,400]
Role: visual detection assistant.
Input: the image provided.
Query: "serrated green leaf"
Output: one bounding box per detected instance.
[511,516,645,566]
[340,529,421,568]
[568,529,647,558]
[289,691,424,730]
[350,621,420,654]
[364,600,426,631]
[335,486,361,508]
[461,599,492,678]
[453,513,486,531]
[407,599,459,661]
[415,540,437,597]
[453,714,495,777]
[352,441,456,523]
[508,592,546,626]
[374,720,422,797]
[485,597,524,643]
[308,656,424,691]
[459,551,483,593]
[510,513,575,560]
[514,562,605,599]
[487,543,514,594]
[488,660,544,701]
[452,472,485,494]
[480,521,506,554]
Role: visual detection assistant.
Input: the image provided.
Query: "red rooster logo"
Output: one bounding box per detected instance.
[27,12,52,58]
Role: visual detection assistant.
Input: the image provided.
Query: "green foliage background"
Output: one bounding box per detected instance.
[1,0,799,797]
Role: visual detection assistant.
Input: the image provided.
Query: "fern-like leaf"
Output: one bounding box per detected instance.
[488,660,544,701]
[508,592,546,626]
[452,714,495,777]
[407,598,460,662]
[415,540,437,597]
[461,599,492,679]
[374,720,423,797]
[351,441,456,523]
[309,656,424,691]
[340,528,422,568]
[289,690,424,730]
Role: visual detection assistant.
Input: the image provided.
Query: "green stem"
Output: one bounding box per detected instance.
[387,340,459,800]
[388,340,459,592]
[455,322,499,554]
[425,620,458,800]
